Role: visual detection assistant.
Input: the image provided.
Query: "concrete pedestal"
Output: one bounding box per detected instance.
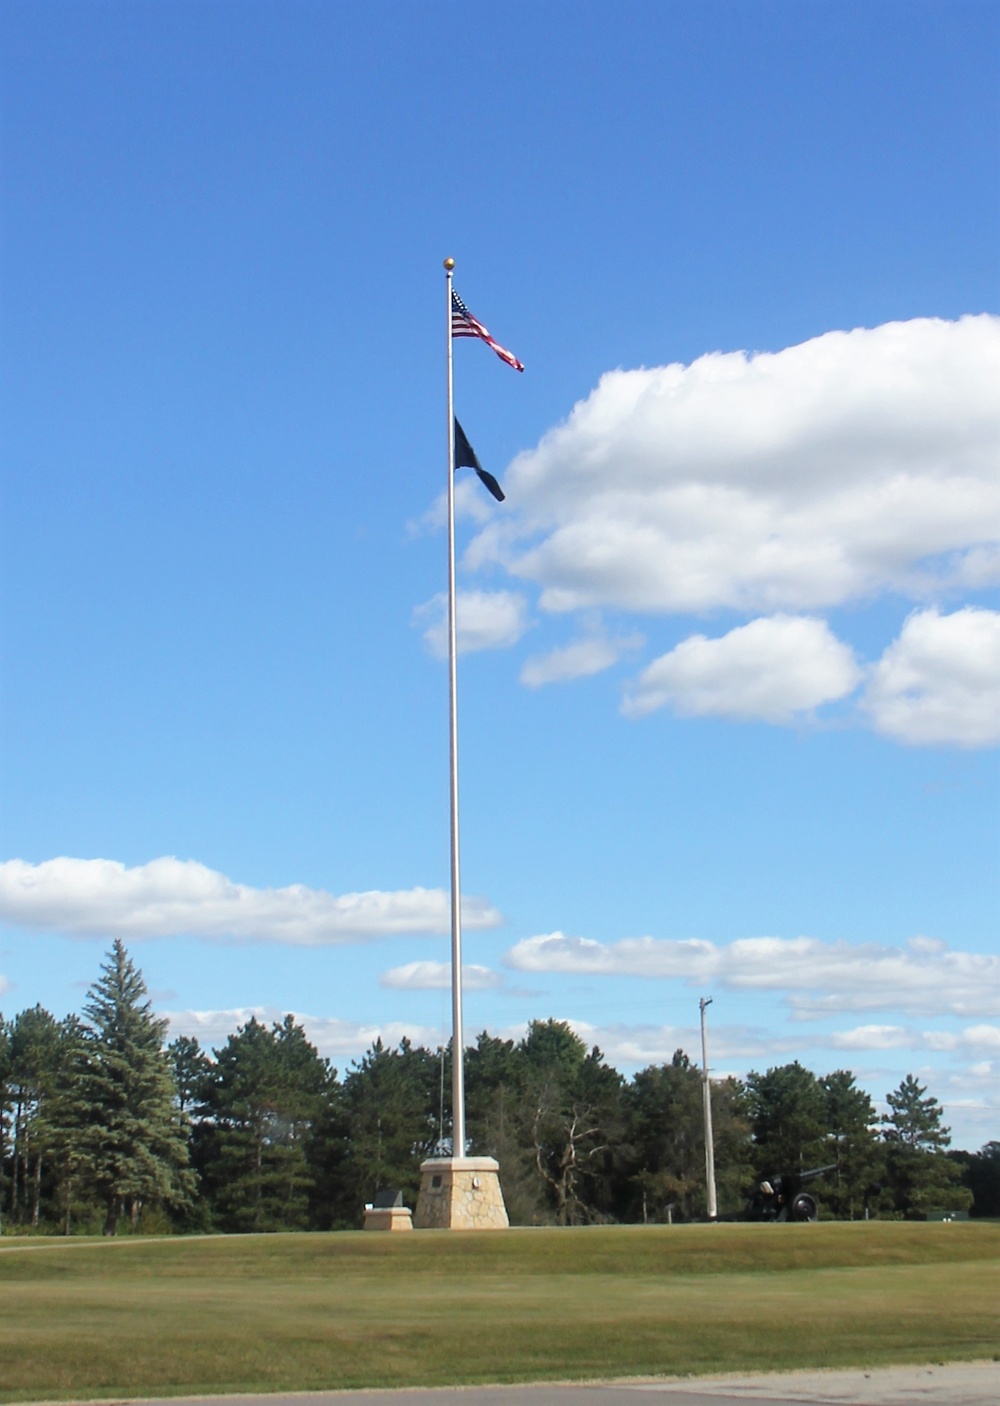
[413,1156,509,1230]
[362,1205,413,1231]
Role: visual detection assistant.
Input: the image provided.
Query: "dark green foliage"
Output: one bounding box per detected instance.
[623,1055,752,1222]
[0,1017,10,1231]
[626,1050,705,1221]
[35,1016,95,1234]
[193,1015,334,1232]
[745,1061,829,1177]
[820,1071,884,1219]
[334,1037,440,1220]
[951,1141,1000,1217]
[80,940,195,1233]
[4,949,988,1235]
[168,1035,212,1113]
[466,1020,625,1225]
[2,1005,61,1230]
[466,1032,545,1223]
[882,1074,971,1218]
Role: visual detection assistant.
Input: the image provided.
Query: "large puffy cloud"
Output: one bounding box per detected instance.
[0,857,502,944]
[467,315,1000,615]
[623,615,861,721]
[863,606,1000,746]
[379,960,503,991]
[415,589,530,658]
[505,932,1000,1019]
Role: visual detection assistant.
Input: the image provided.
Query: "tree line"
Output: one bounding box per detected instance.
[2,941,997,1234]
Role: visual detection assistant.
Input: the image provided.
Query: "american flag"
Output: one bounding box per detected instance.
[451,290,524,372]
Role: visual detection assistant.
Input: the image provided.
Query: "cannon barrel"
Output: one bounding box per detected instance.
[799,1163,838,1185]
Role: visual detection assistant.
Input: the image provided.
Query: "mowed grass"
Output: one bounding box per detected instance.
[2,1223,999,1401]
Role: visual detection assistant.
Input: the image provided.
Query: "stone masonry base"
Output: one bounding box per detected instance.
[412,1156,509,1230]
[362,1205,413,1231]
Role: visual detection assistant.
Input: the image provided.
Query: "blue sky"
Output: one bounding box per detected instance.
[1,1,998,1149]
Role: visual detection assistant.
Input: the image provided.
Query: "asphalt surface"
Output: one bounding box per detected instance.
[70,1365,1000,1406]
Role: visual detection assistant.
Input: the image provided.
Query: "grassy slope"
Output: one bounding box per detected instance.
[1,1223,998,1402]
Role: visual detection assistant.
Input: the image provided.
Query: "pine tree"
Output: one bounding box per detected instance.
[0,1017,10,1233]
[6,1005,61,1227]
[337,1036,439,1221]
[883,1073,971,1218]
[167,1034,212,1114]
[81,941,194,1234]
[518,1020,623,1226]
[38,1017,95,1234]
[821,1070,884,1219]
[953,1141,1000,1217]
[626,1051,705,1222]
[197,1015,333,1232]
[745,1061,828,1176]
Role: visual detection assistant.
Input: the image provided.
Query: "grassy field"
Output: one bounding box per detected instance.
[1,1222,999,1402]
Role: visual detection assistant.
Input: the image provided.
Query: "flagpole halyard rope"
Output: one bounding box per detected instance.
[444,256,466,1159]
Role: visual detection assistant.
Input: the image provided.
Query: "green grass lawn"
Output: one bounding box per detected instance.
[1,1223,998,1402]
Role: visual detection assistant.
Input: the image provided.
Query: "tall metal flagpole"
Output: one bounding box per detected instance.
[699,996,718,1220]
[443,256,466,1158]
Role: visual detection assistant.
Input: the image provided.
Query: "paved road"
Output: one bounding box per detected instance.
[87,1364,1000,1406]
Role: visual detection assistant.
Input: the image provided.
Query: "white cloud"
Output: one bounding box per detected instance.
[506,932,715,979]
[961,1025,1000,1054]
[832,1025,916,1051]
[827,1029,917,1051]
[163,1006,444,1061]
[379,960,503,991]
[505,932,1000,1019]
[0,857,503,944]
[831,1023,1000,1055]
[863,606,1000,746]
[415,589,530,658]
[623,615,861,721]
[561,1018,807,1066]
[521,629,644,687]
[466,315,1000,616]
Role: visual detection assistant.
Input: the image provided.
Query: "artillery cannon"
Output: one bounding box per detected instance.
[743,1163,836,1222]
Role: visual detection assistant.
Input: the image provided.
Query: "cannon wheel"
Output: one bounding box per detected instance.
[791,1191,818,1222]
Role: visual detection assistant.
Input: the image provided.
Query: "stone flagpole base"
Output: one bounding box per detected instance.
[413,1156,509,1229]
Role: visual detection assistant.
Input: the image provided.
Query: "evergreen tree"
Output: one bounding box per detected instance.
[745,1062,828,1178]
[167,1035,212,1114]
[710,1076,754,1213]
[624,1054,752,1222]
[335,1037,438,1222]
[882,1074,971,1218]
[466,1032,545,1224]
[6,1005,61,1227]
[951,1141,1000,1218]
[0,1017,10,1233]
[81,940,194,1234]
[518,1020,623,1225]
[37,1016,95,1234]
[196,1015,334,1232]
[820,1070,883,1219]
[626,1051,705,1222]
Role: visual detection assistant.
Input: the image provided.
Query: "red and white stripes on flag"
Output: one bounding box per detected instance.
[451,290,524,372]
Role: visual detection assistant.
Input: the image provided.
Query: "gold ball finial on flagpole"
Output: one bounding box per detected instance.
[443,257,455,271]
